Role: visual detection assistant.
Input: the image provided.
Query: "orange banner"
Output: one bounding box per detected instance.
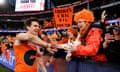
[53,6,73,28]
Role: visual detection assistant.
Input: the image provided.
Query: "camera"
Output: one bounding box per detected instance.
[113,27,120,32]
[106,26,114,35]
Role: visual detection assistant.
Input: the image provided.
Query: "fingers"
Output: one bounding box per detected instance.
[66,56,71,62]
[63,45,73,51]
[47,47,55,54]
[101,10,107,22]
[52,48,58,52]
[106,39,115,43]
[102,10,107,17]
[64,46,76,52]
[105,33,114,40]
[37,49,44,57]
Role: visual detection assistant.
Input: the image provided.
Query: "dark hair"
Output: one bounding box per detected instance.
[24,17,39,27]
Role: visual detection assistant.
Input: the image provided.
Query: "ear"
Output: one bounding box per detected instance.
[26,26,30,30]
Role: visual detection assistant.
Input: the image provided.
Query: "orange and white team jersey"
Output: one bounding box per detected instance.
[13,41,37,72]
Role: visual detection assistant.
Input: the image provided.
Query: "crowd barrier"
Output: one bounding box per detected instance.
[0,49,120,72]
[0,49,15,70]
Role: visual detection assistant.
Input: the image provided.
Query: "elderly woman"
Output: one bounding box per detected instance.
[67,9,103,58]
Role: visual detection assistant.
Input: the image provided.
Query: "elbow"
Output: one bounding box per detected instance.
[81,49,98,56]
[89,51,97,56]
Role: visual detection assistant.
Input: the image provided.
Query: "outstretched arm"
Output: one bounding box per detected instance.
[15,33,50,47]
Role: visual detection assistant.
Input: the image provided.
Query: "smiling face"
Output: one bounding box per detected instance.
[74,9,94,38]
[77,19,87,31]
[76,19,91,37]
[27,21,40,35]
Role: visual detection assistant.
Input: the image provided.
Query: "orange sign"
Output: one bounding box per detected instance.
[53,6,73,28]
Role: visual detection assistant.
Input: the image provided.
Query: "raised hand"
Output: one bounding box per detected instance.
[101,10,107,22]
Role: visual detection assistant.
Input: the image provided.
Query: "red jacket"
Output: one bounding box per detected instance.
[73,28,107,61]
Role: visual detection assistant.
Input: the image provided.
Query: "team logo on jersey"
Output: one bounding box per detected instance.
[24,50,36,66]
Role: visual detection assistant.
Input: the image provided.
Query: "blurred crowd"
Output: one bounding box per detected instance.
[0,35,16,54]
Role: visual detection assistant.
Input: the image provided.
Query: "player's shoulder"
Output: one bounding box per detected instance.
[17,32,26,35]
[16,33,28,37]
[16,33,30,40]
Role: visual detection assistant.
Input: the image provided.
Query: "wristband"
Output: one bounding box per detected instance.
[46,43,51,48]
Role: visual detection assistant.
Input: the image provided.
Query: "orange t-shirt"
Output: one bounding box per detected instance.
[13,41,37,72]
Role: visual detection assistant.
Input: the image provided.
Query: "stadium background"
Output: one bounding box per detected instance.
[0,0,120,72]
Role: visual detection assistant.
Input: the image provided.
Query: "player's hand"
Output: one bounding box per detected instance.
[47,47,57,54]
